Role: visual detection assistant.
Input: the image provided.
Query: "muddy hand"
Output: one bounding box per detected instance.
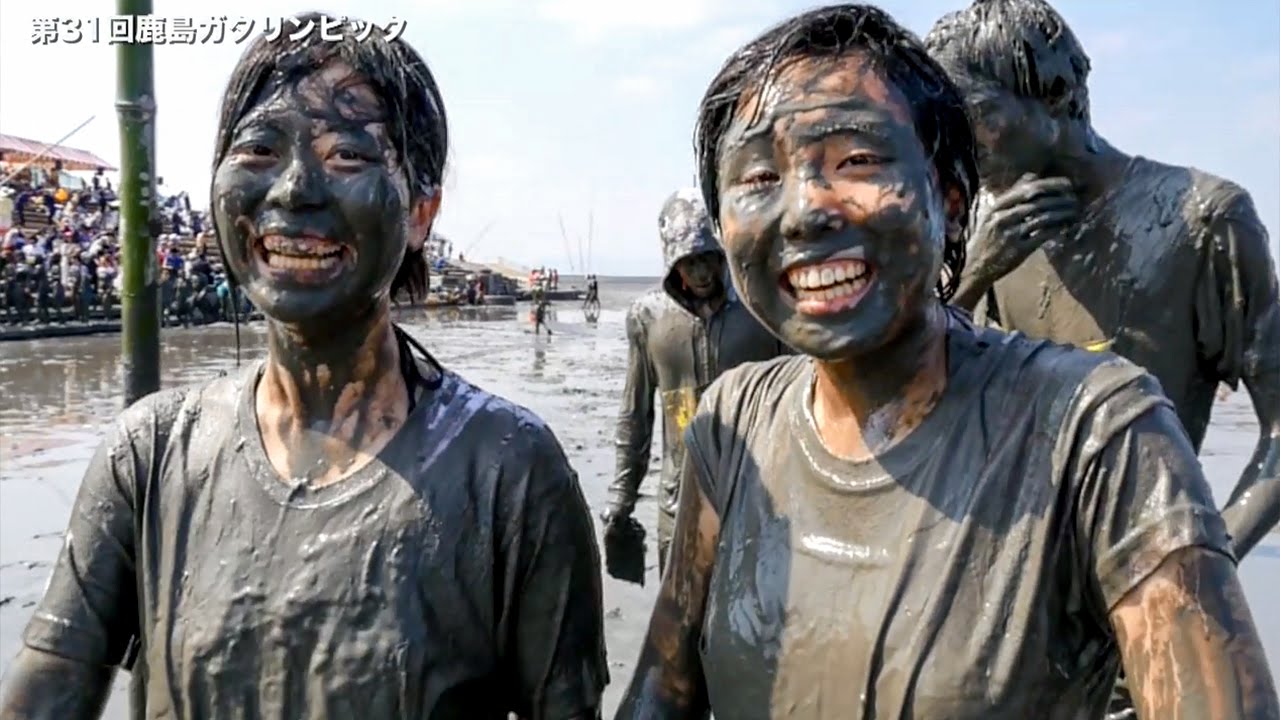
[968,175,1079,277]
[602,514,647,586]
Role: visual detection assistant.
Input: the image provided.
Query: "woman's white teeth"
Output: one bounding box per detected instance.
[788,260,868,290]
[267,253,339,271]
[794,276,868,302]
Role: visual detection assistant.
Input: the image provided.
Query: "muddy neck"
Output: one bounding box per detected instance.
[689,291,726,320]
[812,300,950,440]
[260,297,405,431]
[1048,132,1133,207]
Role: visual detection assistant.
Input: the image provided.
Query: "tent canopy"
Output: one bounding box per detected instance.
[0,133,116,172]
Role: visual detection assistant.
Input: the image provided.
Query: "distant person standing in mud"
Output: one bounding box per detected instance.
[602,189,788,580]
[532,279,553,336]
[925,2,1280,717]
[616,6,1278,720]
[0,14,607,719]
[583,274,600,311]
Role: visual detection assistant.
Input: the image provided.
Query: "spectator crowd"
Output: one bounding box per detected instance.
[1,162,253,329]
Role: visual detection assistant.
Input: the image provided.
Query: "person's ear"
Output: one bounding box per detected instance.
[409,189,442,252]
[943,184,965,242]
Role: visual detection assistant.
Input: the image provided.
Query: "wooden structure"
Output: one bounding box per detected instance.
[0,134,116,172]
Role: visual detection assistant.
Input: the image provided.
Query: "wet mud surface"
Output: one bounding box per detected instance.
[1,279,1276,717]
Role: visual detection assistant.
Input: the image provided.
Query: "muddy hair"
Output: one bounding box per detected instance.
[924,0,1091,122]
[210,11,447,303]
[693,4,978,302]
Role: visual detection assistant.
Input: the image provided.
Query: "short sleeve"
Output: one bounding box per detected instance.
[683,377,729,517]
[682,359,798,519]
[1073,384,1234,613]
[505,424,608,719]
[22,419,140,666]
[1192,186,1280,387]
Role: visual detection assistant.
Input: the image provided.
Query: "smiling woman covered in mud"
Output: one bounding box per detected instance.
[614,5,1278,720]
[0,14,607,720]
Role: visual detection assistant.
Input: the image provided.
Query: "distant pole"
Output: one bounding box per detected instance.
[116,0,159,407]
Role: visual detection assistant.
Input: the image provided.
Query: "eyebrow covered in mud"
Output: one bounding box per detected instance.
[727,98,904,149]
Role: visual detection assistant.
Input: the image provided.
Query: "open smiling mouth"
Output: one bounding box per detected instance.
[255,234,354,278]
[781,256,876,315]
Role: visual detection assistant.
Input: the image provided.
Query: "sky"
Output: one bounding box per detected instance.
[1,0,1277,276]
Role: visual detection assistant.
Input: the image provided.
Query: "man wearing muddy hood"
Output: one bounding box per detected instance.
[603,189,789,576]
[926,3,1280,716]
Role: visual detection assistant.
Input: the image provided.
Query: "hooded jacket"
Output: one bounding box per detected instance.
[608,189,788,557]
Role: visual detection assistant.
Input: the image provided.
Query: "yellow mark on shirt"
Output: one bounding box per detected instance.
[662,387,701,434]
[1084,338,1115,353]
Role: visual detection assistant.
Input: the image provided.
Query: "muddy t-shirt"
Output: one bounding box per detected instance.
[981,157,1280,449]
[22,361,608,719]
[684,311,1233,720]
[614,289,787,538]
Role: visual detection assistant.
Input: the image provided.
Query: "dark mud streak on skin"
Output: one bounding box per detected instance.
[1,17,609,720]
[613,460,717,719]
[212,63,432,487]
[622,5,1277,718]
[1112,547,1280,720]
[620,35,966,718]
[924,0,1280,555]
[923,3,1280,715]
[605,189,787,574]
[714,54,952,456]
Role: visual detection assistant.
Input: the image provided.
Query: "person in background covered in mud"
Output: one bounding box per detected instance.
[602,189,788,579]
[532,278,554,336]
[0,14,607,720]
[925,0,1280,558]
[924,3,1280,717]
[583,274,600,310]
[616,6,1279,720]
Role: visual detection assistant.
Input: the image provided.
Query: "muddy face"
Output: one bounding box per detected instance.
[941,70,1058,191]
[715,53,948,360]
[212,61,416,325]
[675,251,725,299]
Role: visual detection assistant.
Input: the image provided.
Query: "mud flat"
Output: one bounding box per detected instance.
[1,280,1275,717]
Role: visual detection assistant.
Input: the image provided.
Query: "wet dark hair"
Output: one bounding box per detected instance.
[693,4,978,302]
[924,0,1091,121]
[210,11,447,302]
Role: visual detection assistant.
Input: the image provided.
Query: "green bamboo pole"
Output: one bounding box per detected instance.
[116,0,159,407]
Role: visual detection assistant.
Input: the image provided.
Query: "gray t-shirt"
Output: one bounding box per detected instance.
[685,311,1233,720]
[22,360,608,719]
[980,157,1280,450]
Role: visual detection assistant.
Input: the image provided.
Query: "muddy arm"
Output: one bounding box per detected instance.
[1223,358,1280,558]
[0,648,115,720]
[951,264,1004,312]
[1077,387,1278,720]
[1109,547,1279,720]
[1197,190,1280,558]
[1219,273,1280,558]
[614,459,718,719]
[0,425,140,720]
[607,308,657,517]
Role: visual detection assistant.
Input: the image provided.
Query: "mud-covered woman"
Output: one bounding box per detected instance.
[0,14,607,720]
[615,5,1278,720]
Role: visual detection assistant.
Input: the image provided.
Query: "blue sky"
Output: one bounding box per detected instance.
[2,0,1276,276]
